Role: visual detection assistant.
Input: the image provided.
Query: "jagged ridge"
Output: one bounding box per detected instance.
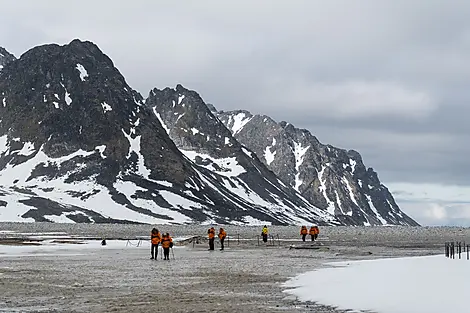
[217,109,419,226]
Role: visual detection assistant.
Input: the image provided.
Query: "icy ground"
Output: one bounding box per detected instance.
[0,224,468,312]
[283,254,470,313]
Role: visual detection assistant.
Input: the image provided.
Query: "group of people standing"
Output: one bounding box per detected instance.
[150,225,321,259]
[300,225,320,242]
[150,228,173,260]
[207,227,227,250]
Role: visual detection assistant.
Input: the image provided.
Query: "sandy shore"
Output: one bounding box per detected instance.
[0,223,467,313]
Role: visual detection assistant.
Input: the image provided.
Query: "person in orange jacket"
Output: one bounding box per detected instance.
[208,227,215,250]
[160,232,173,260]
[150,228,161,260]
[218,227,227,251]
[314,226,320,240]
[300,225,308,242]
[309,226,316,241]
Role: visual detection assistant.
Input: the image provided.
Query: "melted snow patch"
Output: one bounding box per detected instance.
[224,137,230,145]
[230,112,253,135]
[152,107,170,135]
[181,150,246,177]
[75,63,89,81]
[53,102,59,109]
[2,97,6,107]
[264,138,276,165]
[191,128,200,135]
[101,102,112,112]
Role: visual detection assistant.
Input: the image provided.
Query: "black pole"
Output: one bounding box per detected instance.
[257,235,259,246]
[237,233,240,245]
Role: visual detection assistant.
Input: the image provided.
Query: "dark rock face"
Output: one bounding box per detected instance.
[217,110,419,226]
[0,47,16,71]
[0,40,340,226]
[145,85,340,226]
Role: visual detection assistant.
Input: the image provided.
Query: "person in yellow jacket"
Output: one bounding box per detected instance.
[150,228,161,260]
[218,227,227,250]
[261,225,268,243]
[300,226,308,242]
[208,227,216,250]
[160,232,173,260]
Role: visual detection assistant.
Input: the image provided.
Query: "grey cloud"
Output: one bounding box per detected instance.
[1,1,470,221]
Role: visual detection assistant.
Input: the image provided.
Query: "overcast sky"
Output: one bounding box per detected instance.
[1,1,469,226]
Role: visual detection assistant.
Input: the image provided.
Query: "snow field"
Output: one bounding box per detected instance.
[283,254,470,313]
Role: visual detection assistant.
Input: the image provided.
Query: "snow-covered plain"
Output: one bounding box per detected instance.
[283,254,470,313]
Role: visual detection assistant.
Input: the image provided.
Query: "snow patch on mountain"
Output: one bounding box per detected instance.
[180,150,246,177]
[292,141,309,191]
[121,129,151,179]
[75,63,88,81]
[228,112,253,135]
[264,138,276,165]
[101,102,112,112]
[152,107,170,135]
[317,166,336,215]
[366,194,388,224]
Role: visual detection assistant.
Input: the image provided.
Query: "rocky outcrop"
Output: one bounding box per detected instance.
[0,47,16,71]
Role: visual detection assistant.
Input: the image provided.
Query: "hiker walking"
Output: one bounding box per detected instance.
[150,228,161,260]
[161,232,173,260]
[218,227,227,250]
[300,226,308,242]
[309,226,316,241]
[261,225,268,243]
[314,226,320,240]
[208,227,215,250]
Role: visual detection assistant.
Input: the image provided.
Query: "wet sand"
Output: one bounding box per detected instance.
[1,223,467,313]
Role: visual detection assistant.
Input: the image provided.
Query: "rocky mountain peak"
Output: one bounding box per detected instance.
[0,39,192,184]
[0,47,16,71]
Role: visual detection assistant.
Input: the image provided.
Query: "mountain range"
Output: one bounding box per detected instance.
[0,39,419,226]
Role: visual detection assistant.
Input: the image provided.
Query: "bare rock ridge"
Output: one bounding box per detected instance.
[216,109,419,226]
[0,47,16,71]
[0,39,340,225]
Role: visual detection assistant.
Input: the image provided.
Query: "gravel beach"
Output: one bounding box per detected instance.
[1,223,468,313]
